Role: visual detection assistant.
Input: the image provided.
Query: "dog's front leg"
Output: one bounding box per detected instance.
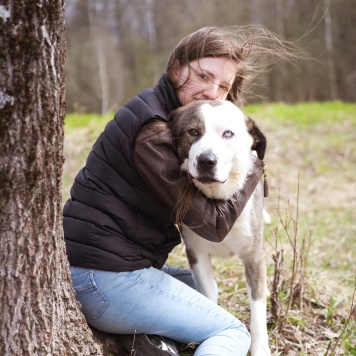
[244,252,271,356]
[186,247,218,303]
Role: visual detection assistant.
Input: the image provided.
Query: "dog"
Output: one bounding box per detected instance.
[169,100,271,356]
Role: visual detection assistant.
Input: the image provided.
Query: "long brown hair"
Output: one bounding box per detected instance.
[166,26,301,106]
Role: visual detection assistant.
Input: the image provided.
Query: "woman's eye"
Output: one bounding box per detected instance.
[219,85,229,92]
[188,129,199,136]
[223,130,234,138]
[198,73,208,81]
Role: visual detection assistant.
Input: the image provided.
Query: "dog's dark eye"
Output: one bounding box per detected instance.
[223,130,234,138]
[188,129,199,137]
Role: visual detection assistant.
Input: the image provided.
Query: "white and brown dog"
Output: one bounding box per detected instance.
[170,100,271,356]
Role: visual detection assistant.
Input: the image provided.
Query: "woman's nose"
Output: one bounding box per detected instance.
[202,84,221,100]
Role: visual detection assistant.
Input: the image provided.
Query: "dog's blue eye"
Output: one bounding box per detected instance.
[188,129,199,136]
[223,130,234,138]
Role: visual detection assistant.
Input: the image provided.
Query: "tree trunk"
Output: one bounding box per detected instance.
[0,1,107,354]
[324,0,338,100]
[275,0,288,102]
[145,0,160,81]
[88,0,110,115]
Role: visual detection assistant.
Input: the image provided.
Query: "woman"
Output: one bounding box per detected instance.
[64,26,288,355]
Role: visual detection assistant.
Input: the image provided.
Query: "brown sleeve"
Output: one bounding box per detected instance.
[132,120,263,242]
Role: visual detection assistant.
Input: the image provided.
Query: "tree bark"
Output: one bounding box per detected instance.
[0,1,104,354]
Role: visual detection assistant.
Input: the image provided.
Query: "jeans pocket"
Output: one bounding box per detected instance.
[71,270,109,320]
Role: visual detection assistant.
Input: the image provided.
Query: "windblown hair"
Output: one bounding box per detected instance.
[166,26,300,106]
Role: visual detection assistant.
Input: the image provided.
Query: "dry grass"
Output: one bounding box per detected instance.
[63,102,356,355]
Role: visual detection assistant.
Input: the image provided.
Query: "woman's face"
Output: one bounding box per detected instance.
[174,57,237,106]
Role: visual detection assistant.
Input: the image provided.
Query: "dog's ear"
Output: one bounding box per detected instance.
[168,106,184,137]
[245,116,267,160]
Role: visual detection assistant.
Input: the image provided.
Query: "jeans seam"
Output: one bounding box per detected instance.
[136,271,231,322]
[89,271,110,320]
[72,270,110,321]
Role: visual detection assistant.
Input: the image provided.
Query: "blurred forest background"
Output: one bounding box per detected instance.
[65,0,356,114]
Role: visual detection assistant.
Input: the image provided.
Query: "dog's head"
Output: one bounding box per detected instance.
[169,100,266,197]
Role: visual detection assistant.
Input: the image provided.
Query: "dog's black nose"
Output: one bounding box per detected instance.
[197,152,217,173]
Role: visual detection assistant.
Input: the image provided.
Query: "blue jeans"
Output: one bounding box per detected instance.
[70,266,250,355]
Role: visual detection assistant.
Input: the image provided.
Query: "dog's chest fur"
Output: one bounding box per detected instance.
[182,184,263,259]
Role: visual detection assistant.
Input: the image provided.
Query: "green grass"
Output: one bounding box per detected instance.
[63,102,356,355]
[244,101,356,127]
[65,112,113,131]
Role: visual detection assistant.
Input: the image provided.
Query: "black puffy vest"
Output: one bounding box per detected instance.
[63,75,181,271]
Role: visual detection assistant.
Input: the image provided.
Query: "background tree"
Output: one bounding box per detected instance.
[0,1,112,354]
[324,0,338,100]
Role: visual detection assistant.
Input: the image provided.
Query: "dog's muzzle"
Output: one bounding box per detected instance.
[194,151,220,183]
